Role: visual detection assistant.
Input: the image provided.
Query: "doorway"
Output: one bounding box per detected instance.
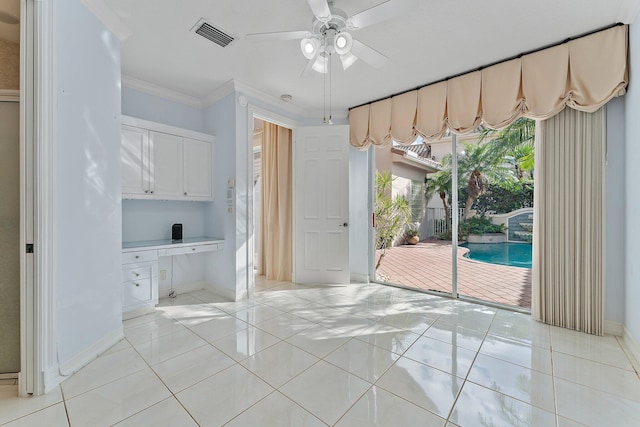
[251,114,294,291]
[0,100,20,377]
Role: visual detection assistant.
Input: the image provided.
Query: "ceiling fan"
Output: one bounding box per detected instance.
[246,0,417,75]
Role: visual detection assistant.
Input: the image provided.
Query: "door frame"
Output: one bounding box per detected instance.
[246,104,298,294]
[19,0,56,396]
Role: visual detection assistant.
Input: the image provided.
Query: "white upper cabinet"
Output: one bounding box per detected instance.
[150,131,184,197]
[183,138,213,198]
[121,125,149,195]
[121,116,214,201]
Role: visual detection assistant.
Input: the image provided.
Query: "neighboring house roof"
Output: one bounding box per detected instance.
[391,145,442,173]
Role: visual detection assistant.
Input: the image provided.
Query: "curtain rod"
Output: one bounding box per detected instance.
[349,22,624,111]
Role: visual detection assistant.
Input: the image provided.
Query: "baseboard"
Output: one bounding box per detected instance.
[205,283,238,301]
[622,326,640,373]
[350,274,369,284]
[158,281,206,298]
[604,320,624,336]
[57,326,124,377]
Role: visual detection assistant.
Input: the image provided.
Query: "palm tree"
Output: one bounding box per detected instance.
[479,117,535,173]
[374,170,411,270]
[424,118,536,222]
[452,143,515,220]
[424,168,452,230]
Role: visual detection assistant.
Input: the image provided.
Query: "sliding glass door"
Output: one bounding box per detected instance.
[373,120,535,310]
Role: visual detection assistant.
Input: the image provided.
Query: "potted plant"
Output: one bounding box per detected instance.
[404,227,420,245]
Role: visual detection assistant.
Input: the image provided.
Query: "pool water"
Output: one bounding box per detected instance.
[460,242,532,268]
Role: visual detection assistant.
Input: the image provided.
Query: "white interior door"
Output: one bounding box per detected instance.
[294,125,350,284]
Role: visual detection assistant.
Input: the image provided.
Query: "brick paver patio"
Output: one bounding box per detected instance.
[376,241,531,309]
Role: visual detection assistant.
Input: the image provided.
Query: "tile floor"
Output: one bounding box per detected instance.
[1,278,640,426]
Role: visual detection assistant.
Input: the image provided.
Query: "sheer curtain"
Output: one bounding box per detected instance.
[532,107,605,335]
[259,122,292,281]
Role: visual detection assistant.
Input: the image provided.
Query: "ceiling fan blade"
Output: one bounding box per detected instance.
[246,30,312,41]
[347,0,418,30]
[306,0,331,21]
[301,59,317,78]
[351,39,388,68]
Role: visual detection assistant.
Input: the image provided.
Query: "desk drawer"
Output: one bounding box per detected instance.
[122,264,154,281]
[122,250,158,264]
[160,243,221,256]
[123,277,153,308]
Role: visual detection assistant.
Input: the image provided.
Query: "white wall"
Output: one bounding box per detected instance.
[122,87,205,132]
[605,98,625,325]
[625,21,640,345]
[54,0,123,368]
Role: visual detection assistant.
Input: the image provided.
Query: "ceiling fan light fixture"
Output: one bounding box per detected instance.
[312,53,329,73]
[334,32,352,55]
[340,52,358,70]
[300,37,320,59]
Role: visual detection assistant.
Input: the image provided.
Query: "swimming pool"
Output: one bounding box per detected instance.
[460,242,532,268]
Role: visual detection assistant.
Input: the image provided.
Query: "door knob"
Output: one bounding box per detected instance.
[339,222,349,227]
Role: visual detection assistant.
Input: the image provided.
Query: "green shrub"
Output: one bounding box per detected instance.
[459,215,505,237]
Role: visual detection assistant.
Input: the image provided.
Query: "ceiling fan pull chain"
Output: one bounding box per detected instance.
[329,51,333,125]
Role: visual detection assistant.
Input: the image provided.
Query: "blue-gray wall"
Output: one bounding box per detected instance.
[54,0,123,367]
[625,21,640,344]
[122,87,204,132]
[120,88,209,244]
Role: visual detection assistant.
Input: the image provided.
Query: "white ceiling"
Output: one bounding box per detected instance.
[105,0,639,114]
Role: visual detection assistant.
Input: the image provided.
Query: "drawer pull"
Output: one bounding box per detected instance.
[192,248,196,251]
[135,273,140,277]
[134,283,140,287]
[135,255,140,259]
[184,192,187,195]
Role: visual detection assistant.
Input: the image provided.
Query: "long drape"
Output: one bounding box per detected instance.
[350,25,627,149]
[532,107,605,335]
[259,123,293,281]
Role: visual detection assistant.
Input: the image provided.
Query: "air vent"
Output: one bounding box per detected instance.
[192,19,234,48]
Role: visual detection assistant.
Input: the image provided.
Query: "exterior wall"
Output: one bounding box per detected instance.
[0,39,19,90]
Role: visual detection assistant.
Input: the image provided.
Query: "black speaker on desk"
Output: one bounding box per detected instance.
[172,224,183,241]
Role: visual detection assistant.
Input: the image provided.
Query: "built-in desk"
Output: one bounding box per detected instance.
[121,237,224,319]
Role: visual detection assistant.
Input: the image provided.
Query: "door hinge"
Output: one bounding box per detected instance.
[26,244,34,253]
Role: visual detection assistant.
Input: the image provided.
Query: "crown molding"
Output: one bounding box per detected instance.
[81,0,132,41]
[121,75,203,108]
[203,79,308,119]
[121,75,344,121]
[201,80,237,107]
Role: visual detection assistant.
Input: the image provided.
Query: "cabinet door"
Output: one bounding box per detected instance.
[150,131,183,197]
[121,125,149,195]
[183,138,213,199]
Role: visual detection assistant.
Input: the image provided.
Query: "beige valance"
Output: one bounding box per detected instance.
[349,25,628,149]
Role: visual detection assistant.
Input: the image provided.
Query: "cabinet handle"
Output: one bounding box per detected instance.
[134,283,140,287]
[150,191,154,194]
[145,190,149,194]
[134,273,140,277]
[192,248,196,251]
[184,192,187,195]
[135,255,140,259]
